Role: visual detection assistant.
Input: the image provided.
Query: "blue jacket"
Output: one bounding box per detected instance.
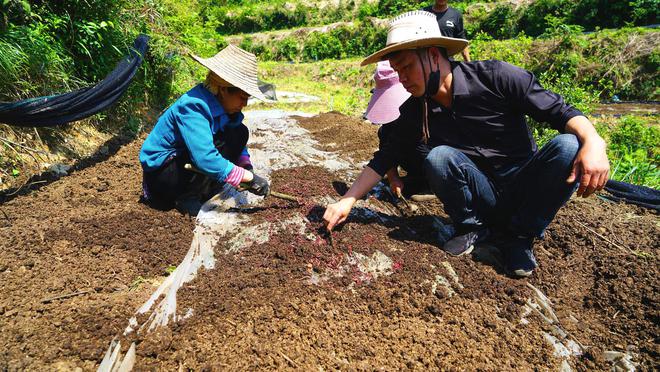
[139,84,249,182]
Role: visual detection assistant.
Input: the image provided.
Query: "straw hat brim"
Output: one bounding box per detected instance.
[191,52,270,102]
[361,37,468,66]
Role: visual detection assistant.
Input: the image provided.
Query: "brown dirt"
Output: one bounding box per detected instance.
[130,164,553,370]
[0,112,658,370]
[295,111,379,164]
[0,136,194,370]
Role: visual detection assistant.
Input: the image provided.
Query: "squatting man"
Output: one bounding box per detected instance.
[323,11,610,277]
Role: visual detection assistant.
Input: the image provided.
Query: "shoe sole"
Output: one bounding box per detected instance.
[410,194,438,202]
[512,268,534,277]
[448,244,475,257]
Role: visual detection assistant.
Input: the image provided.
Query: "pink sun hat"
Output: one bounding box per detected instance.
[365,60,411,124]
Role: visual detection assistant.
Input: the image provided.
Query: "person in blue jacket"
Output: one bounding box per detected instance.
[139,45,270,213]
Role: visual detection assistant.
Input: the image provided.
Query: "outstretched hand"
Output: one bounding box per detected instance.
[566,138,609,197]
[323,198,355,231]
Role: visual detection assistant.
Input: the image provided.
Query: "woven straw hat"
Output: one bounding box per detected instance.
[361,11,468,66]
[191,44,268,101]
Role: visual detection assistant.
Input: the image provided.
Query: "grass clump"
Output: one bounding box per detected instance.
[603,116,659,188]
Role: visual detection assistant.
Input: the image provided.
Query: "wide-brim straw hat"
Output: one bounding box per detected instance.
[191,44,269,101]
[365,61,411,124]
[361,11,469,66]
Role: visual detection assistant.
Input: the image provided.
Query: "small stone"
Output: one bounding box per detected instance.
[90,245,102,255]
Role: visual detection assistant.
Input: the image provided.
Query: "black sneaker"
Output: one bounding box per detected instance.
[443,228,489,257]
[499,236,537,277]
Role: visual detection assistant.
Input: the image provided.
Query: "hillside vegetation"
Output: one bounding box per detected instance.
[0,0,658,189]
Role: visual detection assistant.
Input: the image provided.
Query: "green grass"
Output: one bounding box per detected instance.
[598,116,660,188]
[250,59,372,116]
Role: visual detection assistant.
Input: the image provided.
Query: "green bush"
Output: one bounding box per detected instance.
[303,32,343,61]
[245,21,386,62]
[273,36,301,62]
[472,0,658,39]
[478,4,519,39]
[212,0,355,35]
[606,116,659,188]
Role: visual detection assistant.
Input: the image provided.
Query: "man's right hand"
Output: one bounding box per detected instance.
[388,173,404,197]
[323,166,383,231]
[323,198,355,231]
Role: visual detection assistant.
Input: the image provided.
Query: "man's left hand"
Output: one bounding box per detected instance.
[566,138,609,197]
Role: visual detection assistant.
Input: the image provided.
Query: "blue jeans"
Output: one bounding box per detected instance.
[424,134,580,238]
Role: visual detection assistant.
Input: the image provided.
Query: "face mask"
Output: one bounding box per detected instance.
[426,70,441,98]
[417,49,442,98]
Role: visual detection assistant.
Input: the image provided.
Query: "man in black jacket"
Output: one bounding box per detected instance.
[323,11,609,277]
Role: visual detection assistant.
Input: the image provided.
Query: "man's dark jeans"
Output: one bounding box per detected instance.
[424,134,580,238]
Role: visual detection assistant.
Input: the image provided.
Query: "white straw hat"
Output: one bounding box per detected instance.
[361,11,469,66]
[191,44,268,101]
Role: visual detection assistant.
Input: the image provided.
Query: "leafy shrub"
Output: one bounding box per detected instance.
[606,116,659,187]
[303,32,345,61]
[478,4,519,39]
[273,36,301,62]
[629,0,659,24]
[245,21,386,62]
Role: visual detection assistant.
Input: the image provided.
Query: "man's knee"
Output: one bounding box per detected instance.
[425,145,463,169]
[424,145,466,180]
[547,134,580,163]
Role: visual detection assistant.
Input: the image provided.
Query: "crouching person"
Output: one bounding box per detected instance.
[139,45,270,215]
[365,60,433,198]
[323,11,609,277]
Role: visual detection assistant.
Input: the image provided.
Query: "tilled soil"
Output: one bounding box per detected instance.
[132,165,554,370]
[0,136,194,370]
[295,111,378,164]
[1,112,658,370]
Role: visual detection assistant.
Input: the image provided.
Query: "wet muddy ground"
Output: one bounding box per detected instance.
[1,112,658,370]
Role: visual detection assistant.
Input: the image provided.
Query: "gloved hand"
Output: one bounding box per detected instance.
[239,173,270,196]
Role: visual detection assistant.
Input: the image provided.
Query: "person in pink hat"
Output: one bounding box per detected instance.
[365,61,431,198]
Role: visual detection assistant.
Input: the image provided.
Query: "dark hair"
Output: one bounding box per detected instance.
[384,47,449,61]
[227,86,244,94]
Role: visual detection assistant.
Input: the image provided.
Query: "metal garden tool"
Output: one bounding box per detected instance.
[396,189,419,214]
